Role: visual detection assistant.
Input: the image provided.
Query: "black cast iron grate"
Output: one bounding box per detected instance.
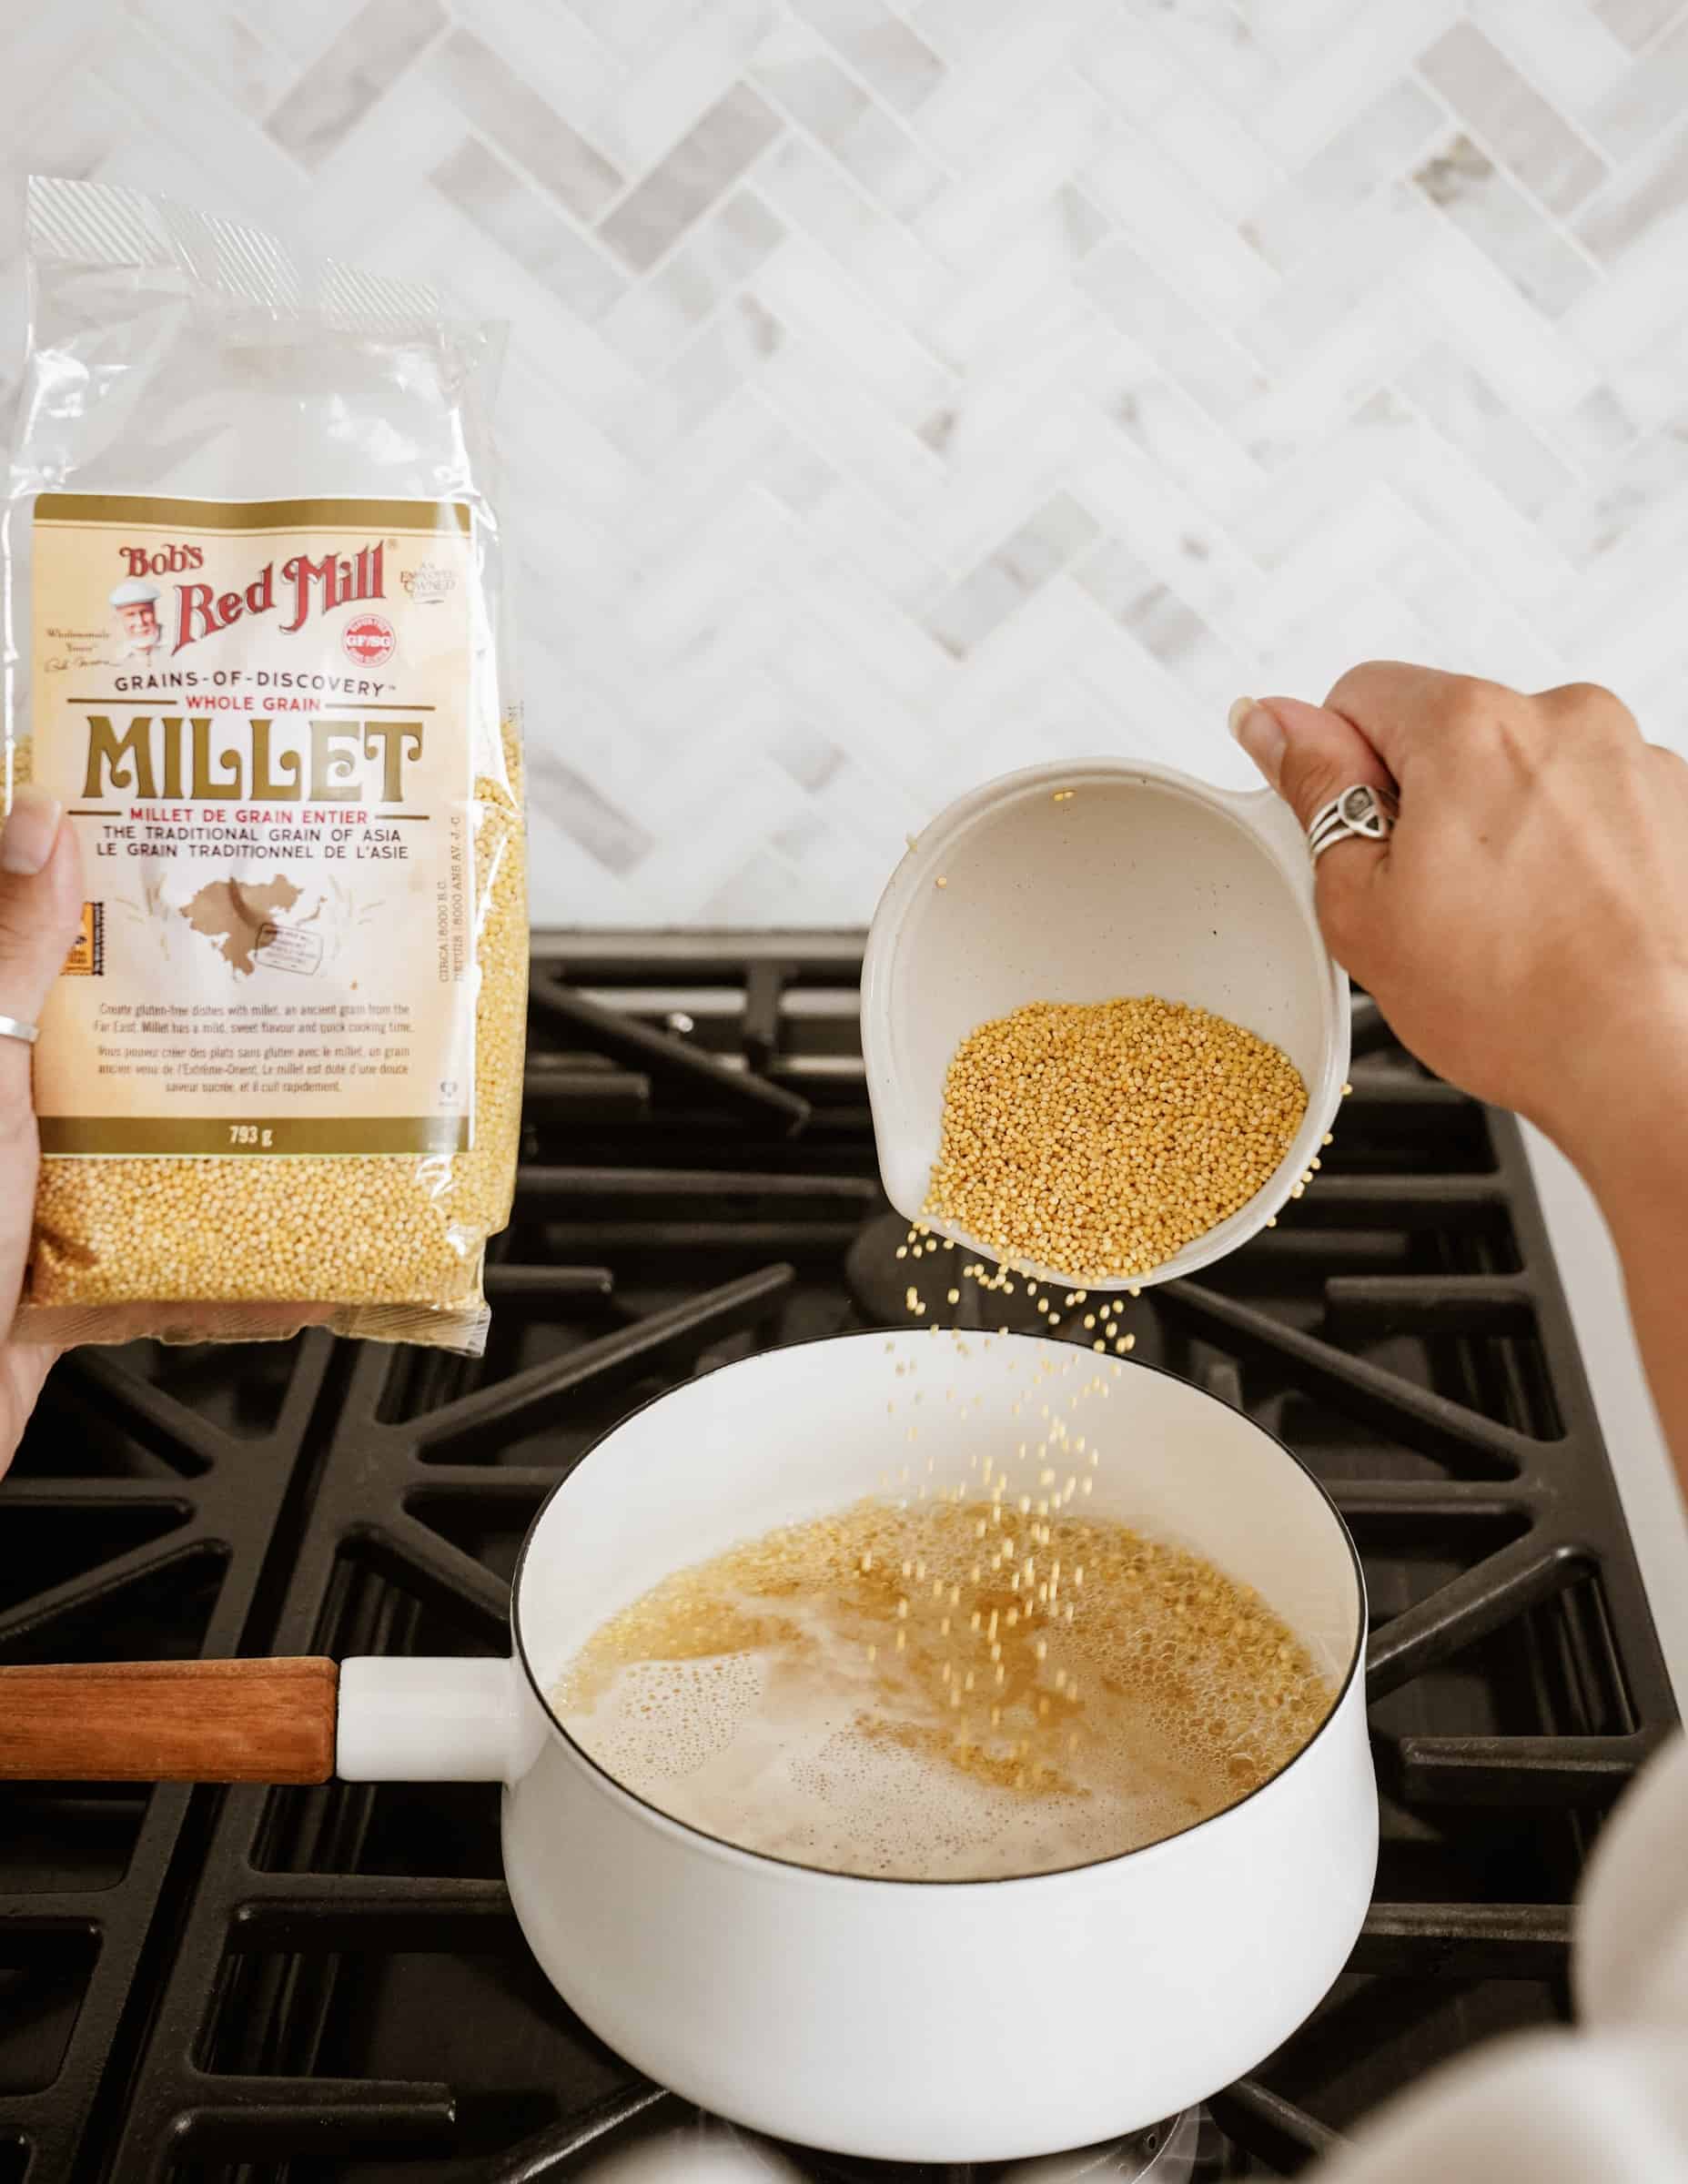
[0,936,1676,2182]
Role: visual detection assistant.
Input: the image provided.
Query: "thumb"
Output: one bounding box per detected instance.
[0,786,84,1119]
[1228,693,1395,954]
[0,786,84,1284]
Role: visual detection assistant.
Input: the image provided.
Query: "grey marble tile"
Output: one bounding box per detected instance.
[601,190,784,369]
[697,845,812,923]
[1592,0,1688,52]
[430,27,622,220]
[1467,0,1632,113]
[1104,374,1262,518]
[771,715,846,791]
[919,69,1115,267]
[831,100,946,220]
[1559,384,1640,462]
[524,752,655,877]
[622,391,830,567]
[814,749,931,856]
[445,0,626,134]
[1419,20,1607,214]
[752,21,872,149]
[1574,114,1688,258]
[804,472,943,612]
[5,44,130,207]
[266,0,443,167]
[563,0,698,63]
[1586,9,1688,157]
[1416,132,1599,315]
[923,490,1099,657]
[757,327,945,531]
[1545,428,1688,562]
[1083,239,1266,420]
[790,0,946,115]
[574,0,778,175]
[1141,0,1283,111]
[432,136,626,320]
[909,0,1026,57]
[133,0,297,118]
[1247,76,1445,270]
[1073,536,1237,694]
[754,234,951,427]
[616,293,785,460]
[80,17,304,217]
[1058,183,1108,260]
[232,0,367,69]
[1399,345,1572,519]
[599,83,782,272]
[756,130,945,323]
[13,0,1688,926]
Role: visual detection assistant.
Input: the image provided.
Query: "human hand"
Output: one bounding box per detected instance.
[1,786,84,1471]
[1228,665,1688,1181]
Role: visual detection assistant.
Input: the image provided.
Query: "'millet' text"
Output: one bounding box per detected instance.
[82,714,423,804]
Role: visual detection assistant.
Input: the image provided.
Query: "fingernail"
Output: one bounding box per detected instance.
[1,785,62,876]
[1228,696,1286,787]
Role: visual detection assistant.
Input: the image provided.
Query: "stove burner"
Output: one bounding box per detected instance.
[844,1211,1152,1355]
[484,2099,1201,2182]
[806,2110,1199,2182]
[846,1210,1042,1336]
[0,954,1675,2180]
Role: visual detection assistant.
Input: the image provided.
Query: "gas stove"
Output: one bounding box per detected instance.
[0,936,1676,2181]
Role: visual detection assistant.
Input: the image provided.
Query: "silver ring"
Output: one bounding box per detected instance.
[1309,782,1399,864]
[0,1015,39,1046]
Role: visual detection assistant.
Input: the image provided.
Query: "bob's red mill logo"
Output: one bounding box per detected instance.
[115,540,387,654]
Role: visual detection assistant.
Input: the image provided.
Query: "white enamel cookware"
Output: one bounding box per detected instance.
[862,757,1350,1290]
[0,1333,1374,2164]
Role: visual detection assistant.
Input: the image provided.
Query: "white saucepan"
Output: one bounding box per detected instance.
[0,1334,1374,2164]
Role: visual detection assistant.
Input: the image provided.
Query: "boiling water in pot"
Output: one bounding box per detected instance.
[555,1495,1333,1882]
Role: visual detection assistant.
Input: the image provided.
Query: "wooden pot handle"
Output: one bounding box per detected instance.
[0,1658,339,1784]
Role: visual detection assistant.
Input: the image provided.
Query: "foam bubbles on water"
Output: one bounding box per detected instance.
[584,1653,765,1785]
[569,1647,1213,1879]
[554,1499,1332,1883]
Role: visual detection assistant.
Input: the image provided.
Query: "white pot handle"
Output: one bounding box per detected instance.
[336,1654,521,1783]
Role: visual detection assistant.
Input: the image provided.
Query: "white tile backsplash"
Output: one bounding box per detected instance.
[7,0,1688,925]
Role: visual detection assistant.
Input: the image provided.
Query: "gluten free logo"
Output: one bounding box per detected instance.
[343,612,395,665]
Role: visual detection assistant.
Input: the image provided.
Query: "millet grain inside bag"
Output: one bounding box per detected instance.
[5,177,526,1353]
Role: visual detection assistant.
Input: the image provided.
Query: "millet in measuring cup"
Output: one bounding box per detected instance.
[923,994,1308,1283]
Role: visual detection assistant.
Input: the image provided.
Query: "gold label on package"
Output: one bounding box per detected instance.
[30,494,478,1158]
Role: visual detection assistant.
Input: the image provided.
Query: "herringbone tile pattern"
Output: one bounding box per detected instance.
[6,0,1688,924]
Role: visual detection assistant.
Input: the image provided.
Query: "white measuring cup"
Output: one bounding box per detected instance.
[861,757,1350,1290]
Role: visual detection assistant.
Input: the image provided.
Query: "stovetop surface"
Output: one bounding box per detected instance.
[0,936,1676,2183]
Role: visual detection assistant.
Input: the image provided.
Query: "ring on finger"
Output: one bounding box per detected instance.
[0,1014,38,1046]
[1308,783,1399,864]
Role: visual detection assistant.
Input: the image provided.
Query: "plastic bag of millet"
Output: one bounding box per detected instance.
[3,177,526,1353]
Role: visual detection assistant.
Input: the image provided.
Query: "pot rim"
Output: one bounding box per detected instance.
[510,1328,1368,1889]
